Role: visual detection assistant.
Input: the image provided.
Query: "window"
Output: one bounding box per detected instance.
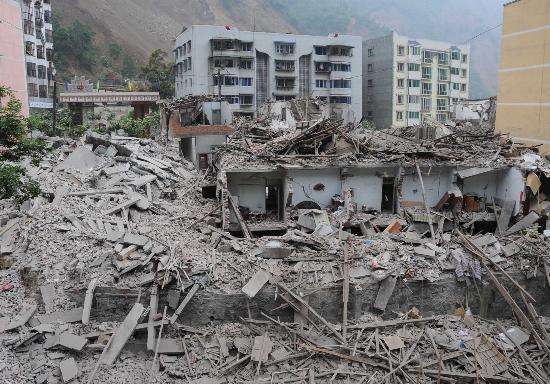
[397,94,404,104]
[461,83,467,92]
[240,94,253,105]
[23,20,34,35]
[240,77,252,87]
[332,63,351,72]
[438,83,448,96]
[438,68,449,81]
[437,98,448,111]
[224,95,239,104]
[187,58,192,71]
[26,62,36,77]
[462,54,468,63]
[408,79,420,88]
[329,46,352,56]
[275,43,295,54]
[330,96,352,104]
[314,46,328,55]
[397,62,405,72]
[214,58,234,68]
[438,52,449,65]
[396,111,403,121]
[239,59,253,69]
[367,63,374,72]
[315,62,331,72]
[408,95,419,104]
[187,40,191,53]
[275,60,295,71]
[367,111,374,118]
[422,82,432,95]
[25,41,34,56]
[437,113,448,122]
[408,63,420,72]
[451,51,460,61]
[423,50,433,63]
[421,97,431,111]
[315,79,329,88]
[461,69,468,78]
[452,82,460,91]
[241,42,253,51]
[45,29,53,43]
[410,46,421,56]
[397,79,404,88]
[276,77,294,89]
[36,46,44,59]
[397,45,405,56]
[37,65,47,79]
[368,48,374,57]
[331,79,351,88]
[27,83,38,97]
[451,67,460,76]
[408,111,420,119]
[225,76,238,86]
[422,66,432,79]
[368,79,374,87]
[39,85,47,98]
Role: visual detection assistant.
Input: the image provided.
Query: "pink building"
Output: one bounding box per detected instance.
[0,0,29,116]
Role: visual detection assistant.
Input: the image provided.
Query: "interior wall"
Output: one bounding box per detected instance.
[495,167,524,215]
[462,172,498,199]
[287,168,342,208]
[400,166,455,207]
[342,168,393,211]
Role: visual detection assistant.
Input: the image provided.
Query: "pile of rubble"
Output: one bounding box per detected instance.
[1,105,550,383]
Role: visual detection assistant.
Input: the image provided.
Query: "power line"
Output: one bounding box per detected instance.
[460,23,503,45]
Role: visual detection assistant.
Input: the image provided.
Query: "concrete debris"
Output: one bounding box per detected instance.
[2,108,550,384]
[59,358,79,383]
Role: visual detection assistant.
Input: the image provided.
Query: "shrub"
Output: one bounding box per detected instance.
[0,94,26,146]
[0,162,41,203]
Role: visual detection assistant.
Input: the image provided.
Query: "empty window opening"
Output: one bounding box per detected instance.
[382,177,396,213]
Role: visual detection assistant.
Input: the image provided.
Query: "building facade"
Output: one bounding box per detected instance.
[495,0,550,153]
[173,25,362,123]
[363,32,470,129]
[0,0,29,116]
[19,0,54,112]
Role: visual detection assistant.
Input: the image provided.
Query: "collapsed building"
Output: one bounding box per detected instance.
[1,97,550,383]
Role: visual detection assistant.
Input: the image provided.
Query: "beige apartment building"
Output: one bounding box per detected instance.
[496,0,550,152]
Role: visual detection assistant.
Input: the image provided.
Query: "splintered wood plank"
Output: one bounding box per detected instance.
[170,284,200,324]
[251,334,273,362]
[241,270,271,299]
[373,276,397,312]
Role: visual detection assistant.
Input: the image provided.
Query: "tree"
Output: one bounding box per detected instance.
[108,43,123,61]
[140,49,174,98]
[122,54,137,78]
[0,87,26,147]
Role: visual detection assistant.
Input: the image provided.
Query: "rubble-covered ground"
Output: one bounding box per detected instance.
[1,122,550,383]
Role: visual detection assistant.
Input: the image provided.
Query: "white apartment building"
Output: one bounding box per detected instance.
[174,25,362,123]
[20,0,54,112]
[363,32,470,129]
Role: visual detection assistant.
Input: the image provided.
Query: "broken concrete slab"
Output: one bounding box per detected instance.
[56,146,102,172]
[259,240,293,259]
[40,284,56,314]
[59,358,78,383]
[122,233,149,247]
[38,308,83,324]
[503,211,540,236]
[45,332,88,352]
[251,334,273,362]
[241,270,271,299]
[0,304,37,332]
[82,278,98,325]
[100,303,145,365]
[373,276,397,312]
[413,246,436,258]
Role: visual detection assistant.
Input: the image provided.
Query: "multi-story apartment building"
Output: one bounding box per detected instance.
[174,25,362,123]
[363,32,470,129]
[496,0,550,153]
[19,0,54,112]
[0,0,29,116]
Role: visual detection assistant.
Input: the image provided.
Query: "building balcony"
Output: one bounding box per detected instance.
[274,86,296,95]
[329,88,352,96]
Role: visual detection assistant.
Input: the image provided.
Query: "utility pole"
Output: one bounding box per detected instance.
[50,61,57,136]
